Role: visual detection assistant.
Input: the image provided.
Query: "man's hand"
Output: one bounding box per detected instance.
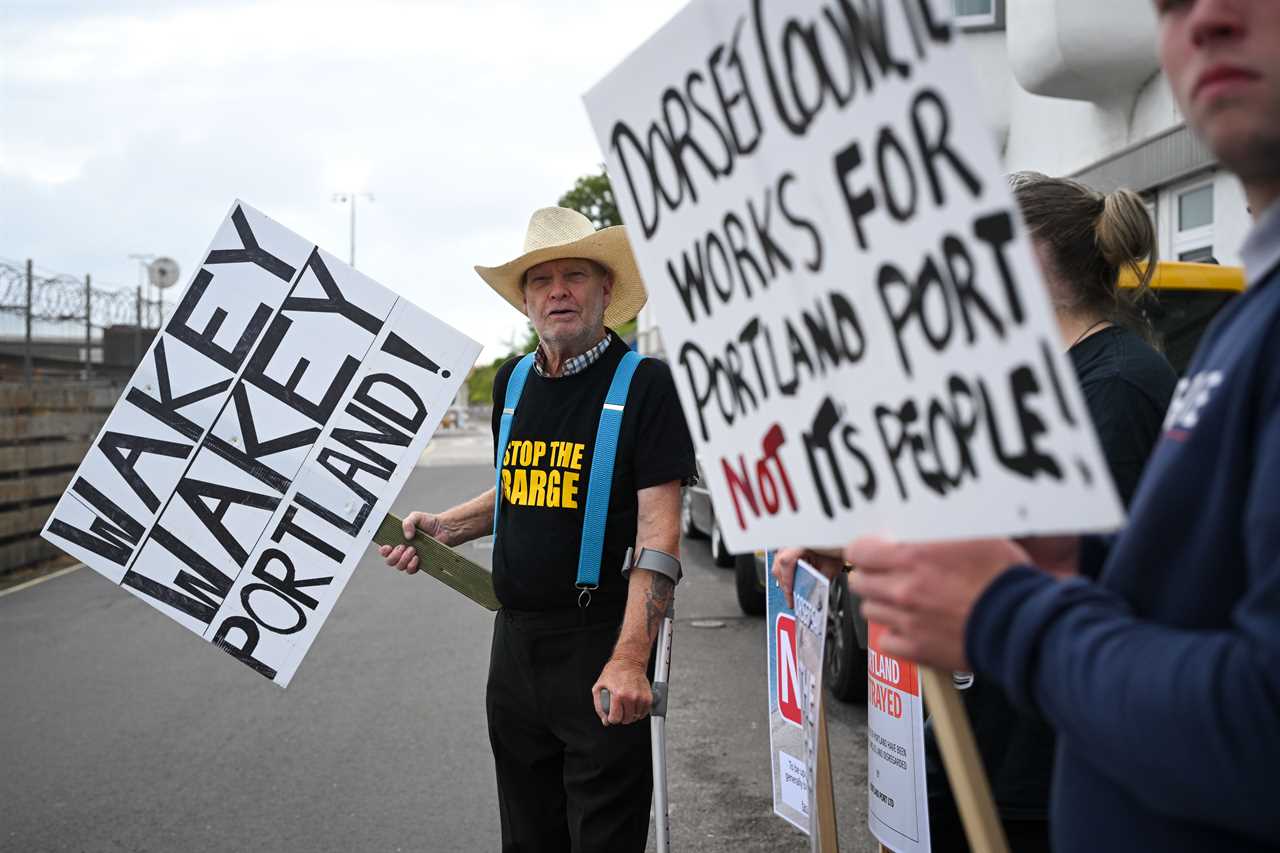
[844,536,1031,671]
[377,510,447,574]
[592,657,652,726]
[1017,534,1080,578]
[591,480,679,726]
[773,547,845,608]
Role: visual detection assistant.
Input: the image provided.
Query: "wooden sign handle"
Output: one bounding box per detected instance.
[815,697,839,852]
[921,667,1009,853]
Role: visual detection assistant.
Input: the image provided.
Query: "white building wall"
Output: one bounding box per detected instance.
[962,29,1015,155]
[974,1,1170,175]
[1213,178,1252,266]
[1130,73,1182,142]
[960,1,1250,266]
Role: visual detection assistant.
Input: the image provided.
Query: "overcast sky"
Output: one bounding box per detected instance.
[1,0,687,361]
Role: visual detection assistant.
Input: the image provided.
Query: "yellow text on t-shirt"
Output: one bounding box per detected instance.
[501,439,585,509]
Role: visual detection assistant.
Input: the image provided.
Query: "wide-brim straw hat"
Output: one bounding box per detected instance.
[475,207,647,328]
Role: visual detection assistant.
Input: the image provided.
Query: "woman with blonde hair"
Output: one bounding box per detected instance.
[1012,172,1179,505]
[924,173,1179,852]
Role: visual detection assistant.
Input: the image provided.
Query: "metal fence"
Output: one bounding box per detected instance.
[0,256,167,571]
[0,257,165,384]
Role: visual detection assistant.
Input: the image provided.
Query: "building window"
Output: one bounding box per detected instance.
[1177,185,1213,231]
[1173,182,1214,262]
[1177,245,1216,263]
[954,0,1004,30]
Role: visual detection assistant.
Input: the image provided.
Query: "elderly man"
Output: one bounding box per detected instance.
[379,206,695,853]
[838,2,1280,851]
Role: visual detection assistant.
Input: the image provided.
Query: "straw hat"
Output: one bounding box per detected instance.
[475,207,647,328]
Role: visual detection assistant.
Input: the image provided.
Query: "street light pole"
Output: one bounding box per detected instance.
[128,252,156,328]
[332,191,374,268]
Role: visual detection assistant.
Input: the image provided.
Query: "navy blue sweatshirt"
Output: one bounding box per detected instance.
[967,201,1280,853]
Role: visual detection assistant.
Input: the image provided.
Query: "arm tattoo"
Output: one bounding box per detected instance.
[644,573,675,640]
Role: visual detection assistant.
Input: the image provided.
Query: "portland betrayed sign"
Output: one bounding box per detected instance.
[41,202,481,686]
[585,0,1123,549]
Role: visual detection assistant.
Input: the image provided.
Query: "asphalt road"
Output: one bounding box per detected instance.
[0,429,873,852]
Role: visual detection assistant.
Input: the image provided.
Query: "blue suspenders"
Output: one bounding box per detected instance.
[576,350,644,591]
[493,353,536,535]
[493,350,645,603]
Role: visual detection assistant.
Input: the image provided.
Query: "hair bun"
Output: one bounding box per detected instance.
[1010,172,1157,341]
[1096,189,1154,269]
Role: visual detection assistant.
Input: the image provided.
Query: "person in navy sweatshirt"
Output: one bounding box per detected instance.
[845,1,1280,851]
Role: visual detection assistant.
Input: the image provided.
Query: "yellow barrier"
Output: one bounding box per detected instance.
[1119,260,1245,293]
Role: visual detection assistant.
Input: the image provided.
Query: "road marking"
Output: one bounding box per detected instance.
[0,563,84,599]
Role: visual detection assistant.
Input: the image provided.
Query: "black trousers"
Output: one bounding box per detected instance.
[486,607,652,853]
[929,796,1051,853]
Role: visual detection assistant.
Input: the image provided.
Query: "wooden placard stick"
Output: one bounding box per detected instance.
[815,697,839,852]
[921,667,1009,853]
[373,513,501,611]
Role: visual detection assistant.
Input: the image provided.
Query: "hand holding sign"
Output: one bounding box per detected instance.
[771,546,843,609]
[1016,534,1081,578]
[846,535,1032,671]
[378,510,452,573]
[370,513,500,611]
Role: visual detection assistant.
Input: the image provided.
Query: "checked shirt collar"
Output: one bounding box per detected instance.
[533,332,610,379]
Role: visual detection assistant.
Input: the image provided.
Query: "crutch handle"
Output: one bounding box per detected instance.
[599,683,668,718]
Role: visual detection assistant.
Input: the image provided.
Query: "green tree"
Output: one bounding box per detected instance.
[558,166,620,229]
[467,356,507,405]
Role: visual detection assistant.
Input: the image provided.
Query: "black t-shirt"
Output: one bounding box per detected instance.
[489,333,695,612]
[1069,326,1178,510]
[924,326,1178,835]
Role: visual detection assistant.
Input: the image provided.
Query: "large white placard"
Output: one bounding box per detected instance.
[585,0,1123,550]
[41,201,482,686]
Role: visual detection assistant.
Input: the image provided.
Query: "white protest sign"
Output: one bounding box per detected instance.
[42,201,482,686]
[767,551,809,833]
[793,560,830,846]
[585,0,1123,550]
[867,622,931,852]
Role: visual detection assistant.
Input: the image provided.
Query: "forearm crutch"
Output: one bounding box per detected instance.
[602,610,673,853]
[603,546,681,853]
[650,604,674,853]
